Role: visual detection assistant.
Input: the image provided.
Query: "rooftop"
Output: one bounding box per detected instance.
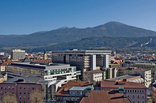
[107,75,141,81]
[80,90,131,103]
[11,62,73,70]
[56,81,93,96]
[69,86,88,91]
[101,80,147,89]
[52,50,112,55]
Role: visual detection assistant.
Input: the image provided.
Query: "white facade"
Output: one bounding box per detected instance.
[132,70,151,88]
[83,70,104,82]
[44,64,80,91]
[103,54,109,68]
[11,49,26,61]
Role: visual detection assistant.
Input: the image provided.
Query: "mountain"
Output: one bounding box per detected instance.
[30,36,156,52]
[1,21,156,51]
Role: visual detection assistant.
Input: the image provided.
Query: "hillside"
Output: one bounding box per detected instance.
[1,21,156,49]
[29,36,156,52]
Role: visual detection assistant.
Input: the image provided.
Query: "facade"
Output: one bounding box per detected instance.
[6,62,81,101]
[132,69,151,88]
[0,65,7,83]
[0,83,42,103]
[11,49,26,61]
[83,68,118,82]
[52,50,112,72]
[100,81,147,103]
[0,65,5,72]
[106,68,117,79]
[44,64,81,99]
[83,70,104,82]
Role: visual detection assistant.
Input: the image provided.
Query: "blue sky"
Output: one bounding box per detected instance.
[0,0,156,35]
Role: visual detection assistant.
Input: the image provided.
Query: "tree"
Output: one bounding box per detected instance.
[152,92,156,103]
[30,89,43,103]
[1,94,17,103]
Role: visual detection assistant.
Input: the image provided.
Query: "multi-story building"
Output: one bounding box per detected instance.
[44,63,81,99]
[0,83,42,103]
[55,81,94,103]
[132,69,151,88]
[52,50,112,72]
[100,81,147,103]
[6,62,81,100]
[80,90,131,103]
[107,74,144,85]
[0,65,7,83]
[83,70,104,82]
[83,68,117,82]
[11,49,26,61]
[55,81,130,103]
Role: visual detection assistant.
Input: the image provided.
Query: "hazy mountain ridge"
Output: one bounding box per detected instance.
[30,36,156,52]
[1,21,156,51]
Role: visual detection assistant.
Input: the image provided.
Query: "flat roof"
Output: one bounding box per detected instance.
[101,80,147,89]
[107,75,139,81]
[11,62,74,70]
[69,86,87,91]
[52,50,112,55]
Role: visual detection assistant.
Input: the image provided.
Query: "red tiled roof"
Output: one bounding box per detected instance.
[56,81,93,95]
[0,60,21,66]
[32,59,52,63]
[101,80,147,89]
[80,90,131,103]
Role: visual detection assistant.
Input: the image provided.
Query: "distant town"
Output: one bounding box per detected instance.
[0,48,155,103]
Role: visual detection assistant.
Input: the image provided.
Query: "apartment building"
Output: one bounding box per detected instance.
[44,63,81,99]
[132,69,151,88]
[52,50,112,72]
[83,68,117,82]
[55,81,93,103]
[11,49,26,61]
[0,83,42,103]
[100,81,147,103]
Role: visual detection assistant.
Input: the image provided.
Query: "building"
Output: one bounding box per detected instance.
[100,80,147,103]
[132,69,152,88]
[55,81,93,103]
[80,90,131,103]
[43,51,48,60]
[11,49,26,61]
[52,50,112,72]
[116,67,152,88]
[83,70,105,82]
[0,83,42,103]
[107,75,144,85]
[0,65,7,83]
[44,63,81,99]
[6,62,81,101]
[83,68,117,82]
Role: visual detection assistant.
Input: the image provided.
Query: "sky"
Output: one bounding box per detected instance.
[0,0,156,35]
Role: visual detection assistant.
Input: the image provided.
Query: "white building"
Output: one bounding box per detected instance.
[132,69,151,88]
[44,64,81,91]
[11,49,26,61]
[52,50,112,72]
[83,70,104,82]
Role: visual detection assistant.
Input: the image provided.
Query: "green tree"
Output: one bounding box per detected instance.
[1,94,17,103]
[30,90,43,103]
